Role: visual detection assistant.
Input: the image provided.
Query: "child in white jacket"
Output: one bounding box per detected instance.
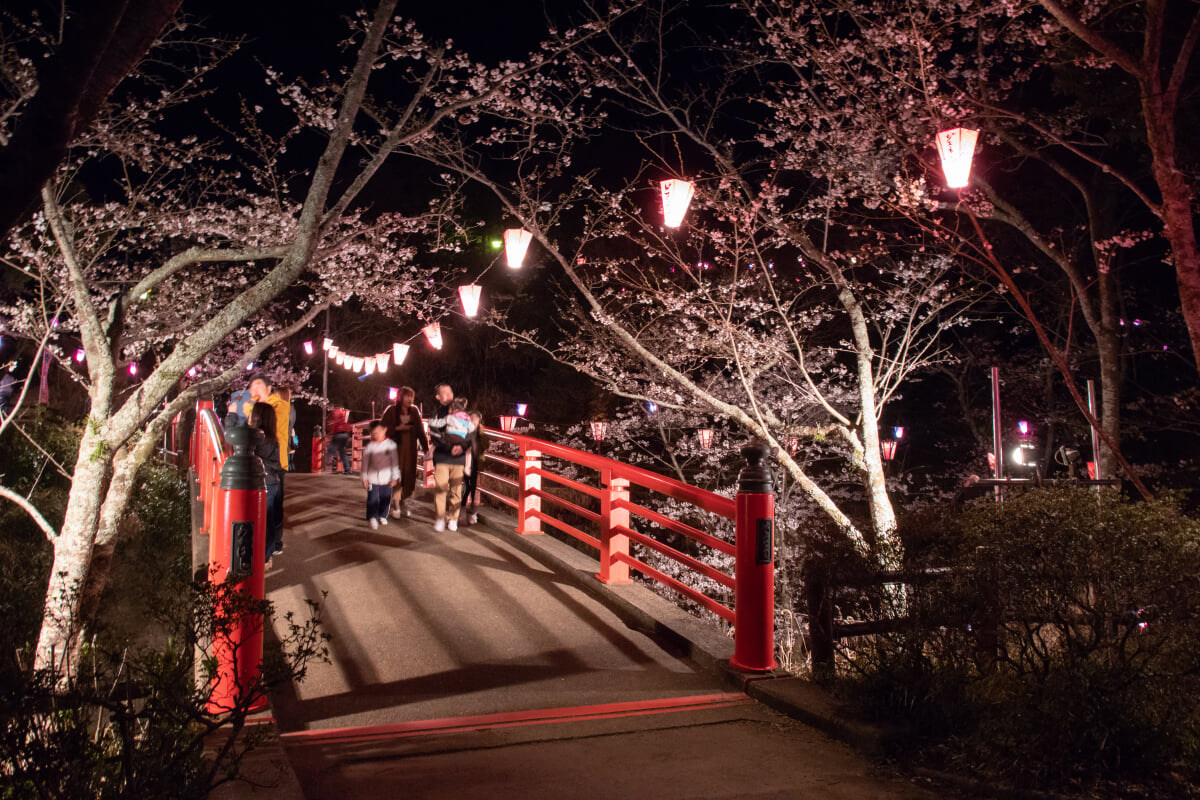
[362,421,400,530]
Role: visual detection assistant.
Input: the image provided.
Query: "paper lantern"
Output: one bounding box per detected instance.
[322,338,332,351]
[935,127,979,188]
[590,420,608,442]
[788,436,799,456]
[503,228,532,269]
[881,440,898,461]
[335,352,344,366]
[303,340,314,355]
[393,342,409,365]
[459,284,482,317]
[376,353,390,371]
[364,356,377,374]
[698,428,714,448]
[660,179,695,227]
[499,415,518,432]
[389,387,398,401]
[329,346,340,359]
[893,426,905,440]
[343,357,354,370]
[188,367,197,378]
[1017,420,1029,437]
[516,403,527,416]
[352,356,365,372]
[128,363,138,376]
[74,349,85,363]
[423,322,443,349]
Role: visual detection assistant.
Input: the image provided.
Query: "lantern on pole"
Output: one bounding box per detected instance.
[303,340,314,355]
[376,353,390,371]
[503,228,532,268]
[499,415,518,432]
[423,322,443,349]
[698,428,714,448]
[660,179,695,227]
[458,284,482,317]
[393,342,409,365]
[590,420,608,442]
[322,338,333,351]
[935,127,979,188]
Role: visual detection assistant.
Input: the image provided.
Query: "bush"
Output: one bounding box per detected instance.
[839,488,1200,796]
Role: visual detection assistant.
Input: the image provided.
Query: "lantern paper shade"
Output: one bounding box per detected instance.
[459,284,482,317]
[389,387,398,401]
[893,426,905,440]
[881,440,898,461]
[352,356,365,372]
[329,346,340,358]
[74,349,85,363]
[303,340,314,355]
[322,338,332,351]
[393,342,409,365]
[336,353,345,366]
[376,353,390,371]
[590,420,608,442]
[935,127,979,188]
[364,356,377,374]
[660,179,695,227]
[516,403,527,416]
[503,228,532,269]
[788,437,799,455]
[698,428,714,448]
[499,415,518,432]
[423,322,443,350]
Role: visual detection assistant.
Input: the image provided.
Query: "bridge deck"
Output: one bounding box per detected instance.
[266,473,725,732]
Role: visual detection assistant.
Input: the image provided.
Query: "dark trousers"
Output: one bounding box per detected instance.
[462,470,479,509]
[328,433,351,473]
[366,483,393,520]
[264,482,281,561]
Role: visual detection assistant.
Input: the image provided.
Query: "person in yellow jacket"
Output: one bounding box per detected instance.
[249,374,289,557]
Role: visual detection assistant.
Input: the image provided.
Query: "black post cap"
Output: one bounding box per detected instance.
[738,440,774,494]
[220,423,267,491]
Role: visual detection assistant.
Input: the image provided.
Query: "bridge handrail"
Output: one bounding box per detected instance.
[192,406,228,536]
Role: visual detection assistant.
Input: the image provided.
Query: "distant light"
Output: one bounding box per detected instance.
[698,428,714,449]
[893,426,904,440]
[303,340,314,355]
[246,361,254,371]
[660,179,695,227]
[459,284,482,317]
[590,420,608,442]
[647,401,658,414]
[503,228,532,269]
[935,127,979,188]
[490,239,503,250]
[516,403,527,416]
[1017,420,1029,437]
[423,322,443,349]
[74,349,85,363]
[188,367,197,377]
[336,352,345,366]
[128,363,138,376]
[329,346,340,358]
[389,387,398,401]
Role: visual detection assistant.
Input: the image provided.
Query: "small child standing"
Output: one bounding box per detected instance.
[362,421,400,530]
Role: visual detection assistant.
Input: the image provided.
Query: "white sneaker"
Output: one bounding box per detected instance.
[434,519,446,532]
[468,513,479,525]
[403,507,411,518]
[378,516,388,526]
[391,508,403,520]
[447,519,458,531]
[369,518,379,530]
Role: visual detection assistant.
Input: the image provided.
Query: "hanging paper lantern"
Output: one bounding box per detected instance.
[503,228,532,268]
[388,387,398,401]
[788,436,799,456]
[364,356,377,374]
[423,322,443,349]
[516,403,527,416]
[329,346,340,360]
[697,428,714,448]
[935,127,979,188]
[590,420,608,442]
[660,179,695,227]
[459,284,482,317]
[74,349,85,363]
[893,426,905,440]
[335,352,344,366]
[350,356,363,371]
[376,353,390,372]
[303,340,314,355]
[499,415,518,432]
[322,338,332,351]
[343,358,354,370]
[881,440,898,461]
[393,342,409,365]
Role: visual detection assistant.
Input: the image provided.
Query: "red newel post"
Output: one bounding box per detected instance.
[206,422,268,714]
[597,468,632,584]
[516,442,543,535]
[731,441,777,672]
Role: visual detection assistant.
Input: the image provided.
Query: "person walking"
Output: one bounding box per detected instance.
[380,386,428,518]
[326,407,352,473]
[427,383,469,532]
[361,421,400,530]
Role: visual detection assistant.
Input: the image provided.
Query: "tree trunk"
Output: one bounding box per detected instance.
[34,427,111,676]
[75,446,143,637]
[1095,270,1122,478]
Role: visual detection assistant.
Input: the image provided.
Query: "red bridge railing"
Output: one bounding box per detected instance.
[478,427,777,672]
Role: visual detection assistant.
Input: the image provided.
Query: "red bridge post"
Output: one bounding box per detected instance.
[597,468,632,584]
[731,441,777,672]
[516,441,542,535]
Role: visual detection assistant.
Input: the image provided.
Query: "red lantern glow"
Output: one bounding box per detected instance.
[788,436,799,456]
[423,322,443,349]
[660,179,695,227]
[503,228,532,268]
[499,415,518,432]
[935,127,979,188]
[590,420,608,442]
[698,428,714,448]
[880,440,898,461]
[303,340,314,355]
[459,284,482,317]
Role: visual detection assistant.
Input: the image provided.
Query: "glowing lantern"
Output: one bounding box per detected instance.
[1017,420,1029,437]
[128,363,138,376]
[660,179,695,227]
[74,349,85,363]
[343,358,354,370]
[423,322,443,349]
[893,426,904,440]
[303,340,314,355]
[647,401,658,414]
[516,403,527,416]
[352,356,364,372]
[364,356,377,374]
[393,342,409,365]
[503,228,532,268]
[590,420,608,442]
[935,127,979,188]
[881,440,898,461]
[698,428,714,448]
[459,284,482,317]
[329,346,340,359]
[322,338,332,351]
[388,387,398,401]
[335,353,344,366]
[188,367,197,378]
[788,436,799,456]
[376,353,390,371]
[499,415,518,432]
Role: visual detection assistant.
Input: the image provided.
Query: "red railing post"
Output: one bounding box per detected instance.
[206,421,268,714]
[311,436,325,474]
[731,442,777,672]
[516,441,542,535]
[597,468,632,584]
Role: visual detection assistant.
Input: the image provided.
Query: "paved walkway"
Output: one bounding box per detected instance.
[260,474,938,799]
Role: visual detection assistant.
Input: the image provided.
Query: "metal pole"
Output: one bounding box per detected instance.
[1087,379,1102,481]
[322,309,330,419]
[991,367,1003,501]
